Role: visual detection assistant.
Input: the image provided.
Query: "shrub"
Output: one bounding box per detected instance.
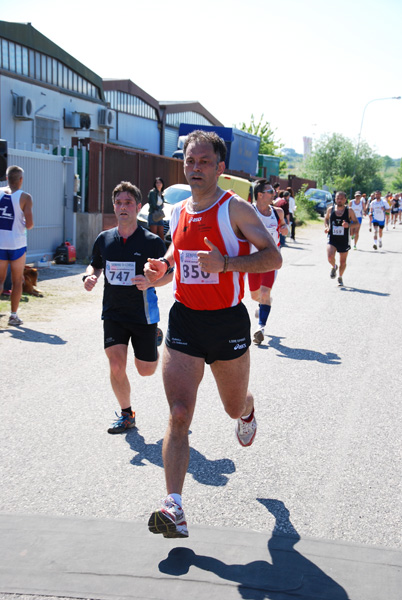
[294,185,319,225]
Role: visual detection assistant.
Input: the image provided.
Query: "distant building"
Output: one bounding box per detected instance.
[0,21,222,156]
[303,136,313,157]
[103,81,223,156]
[0,21,108,152]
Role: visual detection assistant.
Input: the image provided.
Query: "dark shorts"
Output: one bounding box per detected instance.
[103,319,158,362]
[328,238,350,253]
[0,246,27,261]
[166,301,251,364]
[372,219,385,229]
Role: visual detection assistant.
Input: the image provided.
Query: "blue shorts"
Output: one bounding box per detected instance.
[372,219,385,229]
[0,246,27,261]
[357,217,362,225]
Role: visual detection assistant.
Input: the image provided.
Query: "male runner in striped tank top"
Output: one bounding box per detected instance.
[144,130,282,538]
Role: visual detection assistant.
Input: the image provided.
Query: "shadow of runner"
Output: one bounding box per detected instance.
[0,325,67,344]
[125,429,235,486]
[268,335,341,364]
[159,499,349,599]
[339,287,390,296]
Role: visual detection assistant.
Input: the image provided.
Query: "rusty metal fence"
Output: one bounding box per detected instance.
[87,142,187,229]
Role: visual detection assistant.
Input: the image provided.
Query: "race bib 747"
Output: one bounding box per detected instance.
[105,261,136,285]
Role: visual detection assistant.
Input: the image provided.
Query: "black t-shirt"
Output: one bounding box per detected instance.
[90,226,166,324]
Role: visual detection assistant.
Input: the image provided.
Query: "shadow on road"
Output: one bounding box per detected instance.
[266,335,341,364]
[125,429,235,486]
[159,498,349,599]
[0,325,67,344]
[339,287,390,296]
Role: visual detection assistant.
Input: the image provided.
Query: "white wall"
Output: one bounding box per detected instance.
[0,74,114,151]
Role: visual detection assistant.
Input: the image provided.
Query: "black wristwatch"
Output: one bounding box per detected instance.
[159,257,174,275]
[82,274,90,282]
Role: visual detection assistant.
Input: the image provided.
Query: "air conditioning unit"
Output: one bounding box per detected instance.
[64,109,81,129]
[98,108,114,128]
[14,96,34,120]
[79,113,91,130]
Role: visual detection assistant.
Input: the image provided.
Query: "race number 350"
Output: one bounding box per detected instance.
[179,251,218,284]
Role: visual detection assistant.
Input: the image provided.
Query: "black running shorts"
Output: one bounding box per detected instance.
[328,239,350,253]
[103,319,158,362]
[166,301,251,364]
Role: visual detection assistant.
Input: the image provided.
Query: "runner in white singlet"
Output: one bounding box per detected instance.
[350,191,364,249]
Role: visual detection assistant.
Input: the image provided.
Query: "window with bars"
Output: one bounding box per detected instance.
[35,116,60,148]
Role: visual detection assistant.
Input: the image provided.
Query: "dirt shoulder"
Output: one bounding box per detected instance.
[0,262,98,328]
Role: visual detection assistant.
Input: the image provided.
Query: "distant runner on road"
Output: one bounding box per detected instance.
[324,191,357,286]
[83,181,172,434]
[369,190,388,250]
[350,191,364,249]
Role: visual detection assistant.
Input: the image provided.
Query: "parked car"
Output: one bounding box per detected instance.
[304,188,333,216]
[137,183,191,244]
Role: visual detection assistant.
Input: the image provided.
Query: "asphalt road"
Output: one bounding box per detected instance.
[1,218,401,553]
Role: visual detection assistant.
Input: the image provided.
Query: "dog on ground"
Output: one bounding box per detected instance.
[23,266,44,297]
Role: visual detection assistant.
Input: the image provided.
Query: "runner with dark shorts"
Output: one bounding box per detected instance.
[324,191,357,287]
[144,130,282,538]
[83,181,172,434]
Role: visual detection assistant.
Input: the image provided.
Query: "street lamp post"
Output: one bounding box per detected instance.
[350,96,401,198]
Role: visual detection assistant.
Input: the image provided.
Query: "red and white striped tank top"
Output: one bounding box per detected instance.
[170,191,250,310]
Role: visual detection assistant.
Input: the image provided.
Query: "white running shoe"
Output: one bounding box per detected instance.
[8,315,23,326]
[148,496,189,538]
[253,327,264,345]
[330,265,338,279]
[236,409,257,447]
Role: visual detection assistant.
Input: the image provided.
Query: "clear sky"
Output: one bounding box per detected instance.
[1,0,401,157]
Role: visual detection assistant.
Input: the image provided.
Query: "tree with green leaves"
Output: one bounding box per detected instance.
[391,160,402,191]
[240,114,283,157]
[302,133,384,195]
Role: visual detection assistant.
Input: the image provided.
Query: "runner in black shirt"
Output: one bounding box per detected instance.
[83,181,172,433]
[324,191,357,287]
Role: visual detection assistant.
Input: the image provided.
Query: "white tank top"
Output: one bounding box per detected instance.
[0,189,27,250]
[254,205,280,247]
[351,200,364,218]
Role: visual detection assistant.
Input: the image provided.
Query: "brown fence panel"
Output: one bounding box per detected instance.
[87,142,187,225]
[103,146,141,214]
[269,175,317,195]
